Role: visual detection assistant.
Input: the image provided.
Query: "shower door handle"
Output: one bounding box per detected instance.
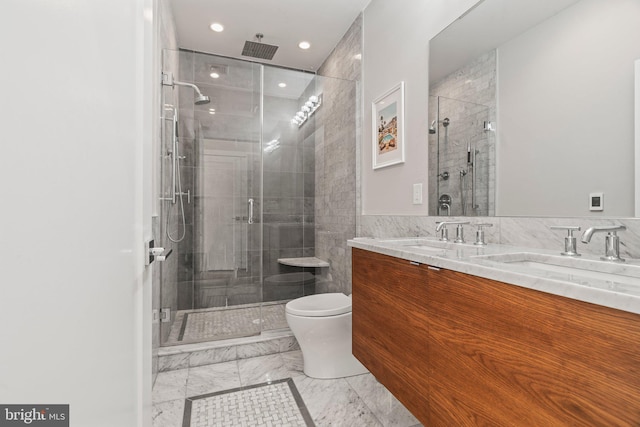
[248,198,255,224]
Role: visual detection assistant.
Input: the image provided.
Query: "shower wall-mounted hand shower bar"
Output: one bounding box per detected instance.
[160,71,209,243]
[466,141,479,211]
[161,102,187,242]
[161,104,178,204]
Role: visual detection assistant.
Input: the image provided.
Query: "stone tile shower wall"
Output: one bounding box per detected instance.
[429,50,496,217]
[315,15,362,295]
[262,89,317,301]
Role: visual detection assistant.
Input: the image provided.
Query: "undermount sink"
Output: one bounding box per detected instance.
[376,238,475,250]
[373,238,448,253]
[473,252,640,286]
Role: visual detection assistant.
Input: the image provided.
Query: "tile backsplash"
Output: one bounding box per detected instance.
[359,215,640,259]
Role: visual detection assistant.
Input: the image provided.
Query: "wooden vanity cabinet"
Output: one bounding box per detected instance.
[351,248,430,423]
[352,248,640,426]
[428,267,640,426]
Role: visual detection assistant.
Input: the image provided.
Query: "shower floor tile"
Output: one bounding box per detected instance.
[165,302,289,345]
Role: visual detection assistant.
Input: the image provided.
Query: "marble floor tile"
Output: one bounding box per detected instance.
[152,368,189,404]
[152,398,184,427]
[237,353,298,386]
[295,376,382,426]
[153,350,420,427]
[281,349,305,374]
[186,360,241,397]
[346,373,422,427]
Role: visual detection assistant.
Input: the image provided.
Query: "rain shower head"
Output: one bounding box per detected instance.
[242,33,279,60]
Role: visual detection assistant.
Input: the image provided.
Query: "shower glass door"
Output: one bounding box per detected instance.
[159,50,322,346]
[159,50,264,345]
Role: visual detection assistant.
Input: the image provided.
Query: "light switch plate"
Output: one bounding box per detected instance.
[413,183,423,204]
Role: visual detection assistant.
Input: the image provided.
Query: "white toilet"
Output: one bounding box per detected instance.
[285,293,368,379]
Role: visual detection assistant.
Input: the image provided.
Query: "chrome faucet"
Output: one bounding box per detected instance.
[550,226,581,257]
[473,223,493,246]
[435,221,470,242]
[580,225,626,262]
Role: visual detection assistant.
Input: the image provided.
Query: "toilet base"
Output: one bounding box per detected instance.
[286,311,369,379]
[302,351,368,379]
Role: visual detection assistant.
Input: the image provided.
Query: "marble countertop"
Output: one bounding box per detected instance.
[348,237,640,315]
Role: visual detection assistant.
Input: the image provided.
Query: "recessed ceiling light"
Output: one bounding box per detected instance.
[210,23,224,32]
[298,41,311,50]
[278,82,287,88]
[210,72,220,79]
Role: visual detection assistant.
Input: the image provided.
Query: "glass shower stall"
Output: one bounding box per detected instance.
[158,50,354,346]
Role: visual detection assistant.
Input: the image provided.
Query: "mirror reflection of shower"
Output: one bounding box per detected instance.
[459,141,478,216]
[439,194,452,216]
[429,95,492,216]
[429,117,450,134]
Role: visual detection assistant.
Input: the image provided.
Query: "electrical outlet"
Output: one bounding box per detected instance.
[413,183,423,204]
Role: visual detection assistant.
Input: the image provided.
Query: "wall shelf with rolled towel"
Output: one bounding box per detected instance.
[277,257,330,268]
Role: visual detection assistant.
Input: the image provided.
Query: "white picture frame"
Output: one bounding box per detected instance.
[372,81,405,169]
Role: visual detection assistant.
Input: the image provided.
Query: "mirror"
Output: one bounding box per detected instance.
[428,0,640,217]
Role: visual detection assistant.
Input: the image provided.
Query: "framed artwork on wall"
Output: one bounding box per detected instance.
[372,81,405,169]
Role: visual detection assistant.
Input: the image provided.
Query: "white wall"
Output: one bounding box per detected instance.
[0,1,153,426]
[636,59,640,217]
[497,0,640,217]
[361,0,479,215]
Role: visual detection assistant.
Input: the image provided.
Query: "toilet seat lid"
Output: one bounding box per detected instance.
[285,293,351,317]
